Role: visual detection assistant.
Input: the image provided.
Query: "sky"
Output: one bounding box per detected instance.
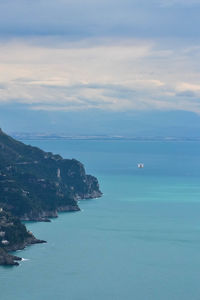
[1,0,200,136]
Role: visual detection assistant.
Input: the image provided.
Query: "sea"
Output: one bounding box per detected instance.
[1,140,200,300]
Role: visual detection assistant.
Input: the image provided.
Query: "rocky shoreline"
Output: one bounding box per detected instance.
[0,210,46,265]
[0,248,22,266]
[20,205,81,222]
[0,237,46,266]
[0,193,101,266]
[0,129,102,266]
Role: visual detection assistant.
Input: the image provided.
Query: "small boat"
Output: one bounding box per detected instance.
[137,163,144,168]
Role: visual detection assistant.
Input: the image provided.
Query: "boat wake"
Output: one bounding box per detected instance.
[21,258,30,262]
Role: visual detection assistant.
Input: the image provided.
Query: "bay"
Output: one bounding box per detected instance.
[1,140,200,300]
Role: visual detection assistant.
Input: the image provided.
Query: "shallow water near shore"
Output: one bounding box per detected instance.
[1,140,200,300]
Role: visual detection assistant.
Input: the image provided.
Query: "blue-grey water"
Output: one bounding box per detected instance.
[1,140,200,300]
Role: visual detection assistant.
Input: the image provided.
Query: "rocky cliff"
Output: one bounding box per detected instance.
[0,129,102,265]
[0,129,102,221]
[0,210,46,265]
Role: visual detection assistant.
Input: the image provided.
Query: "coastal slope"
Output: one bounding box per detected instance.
[0,129,102,265]
[0,128,102,221]
[0,210,46,265]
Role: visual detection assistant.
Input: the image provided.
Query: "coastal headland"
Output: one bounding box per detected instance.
[0,129,102,265]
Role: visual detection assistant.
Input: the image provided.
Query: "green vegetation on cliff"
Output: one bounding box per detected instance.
[0,209,45,265]
[0,129,102,265]
[0,209,30,247]
[0,128,102,221]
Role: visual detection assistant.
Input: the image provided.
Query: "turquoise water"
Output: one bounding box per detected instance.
[1,140,200,300]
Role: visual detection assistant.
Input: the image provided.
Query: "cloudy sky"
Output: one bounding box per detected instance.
[1,0,200,136]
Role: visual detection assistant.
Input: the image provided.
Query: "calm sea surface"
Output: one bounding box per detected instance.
[1,140,200,300]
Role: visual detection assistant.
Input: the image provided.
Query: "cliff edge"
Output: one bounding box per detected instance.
[0,129,102,265]
[0,129,102,221]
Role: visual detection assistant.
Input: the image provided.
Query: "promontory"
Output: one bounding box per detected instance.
[0,129,102,265]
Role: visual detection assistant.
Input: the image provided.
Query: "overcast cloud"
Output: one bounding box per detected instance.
[0,0,200,116]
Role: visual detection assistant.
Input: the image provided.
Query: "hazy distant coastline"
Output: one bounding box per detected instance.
[10,133,200,142]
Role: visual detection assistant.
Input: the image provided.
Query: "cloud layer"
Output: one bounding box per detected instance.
[0,38,200,113]
[0,0,200,115]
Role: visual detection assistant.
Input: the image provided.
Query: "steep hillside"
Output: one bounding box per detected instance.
[0,209,45,265]
[0,129,102,265]
[0,128,102,221]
